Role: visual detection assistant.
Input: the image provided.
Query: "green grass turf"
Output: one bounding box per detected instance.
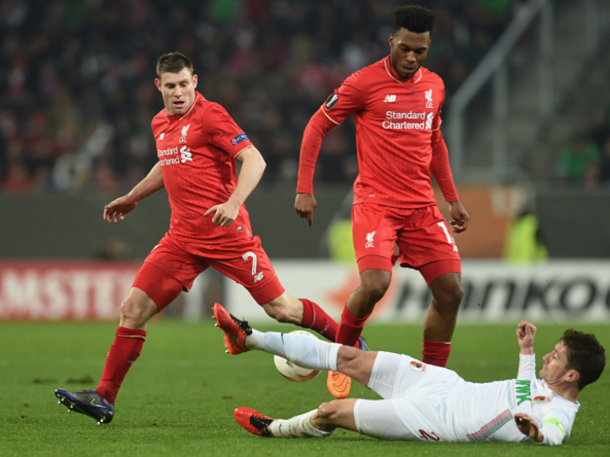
[1,320,609,456]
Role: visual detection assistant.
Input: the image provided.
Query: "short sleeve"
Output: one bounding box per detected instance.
[202,104,253,157]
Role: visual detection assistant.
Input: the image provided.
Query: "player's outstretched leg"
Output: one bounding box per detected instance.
[213,303,252,354]
[234,407,334,438]
[213,302,344,375]
[54,389,114,425]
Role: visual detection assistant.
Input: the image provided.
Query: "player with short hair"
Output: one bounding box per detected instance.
[213,303,606,445]
[295,5,469,398]
[54,52,350,424]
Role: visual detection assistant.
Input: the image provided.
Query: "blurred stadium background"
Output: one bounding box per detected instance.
[1,0,610,325]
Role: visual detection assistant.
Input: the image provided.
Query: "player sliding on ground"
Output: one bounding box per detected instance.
[213,303,605,445]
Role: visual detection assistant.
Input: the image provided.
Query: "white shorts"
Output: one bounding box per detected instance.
[353,351,462,441]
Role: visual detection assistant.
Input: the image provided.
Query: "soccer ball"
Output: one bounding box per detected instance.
[273,331,321,382]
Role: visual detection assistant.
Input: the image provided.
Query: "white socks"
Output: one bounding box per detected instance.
[246,329,340,371]
[268,409,334,438]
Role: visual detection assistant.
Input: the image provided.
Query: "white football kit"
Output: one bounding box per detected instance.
[354,352,579,445]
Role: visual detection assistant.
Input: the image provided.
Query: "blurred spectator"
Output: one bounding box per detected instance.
[503,206,548,264]
[589,106,610,151]
[96,236,130,261]
[556,133,600,189]
[0,0,516,195]
[597,138,610,188]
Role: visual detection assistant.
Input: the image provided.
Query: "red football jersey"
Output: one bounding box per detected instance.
[308,56,456,208]
[151,92,255,244]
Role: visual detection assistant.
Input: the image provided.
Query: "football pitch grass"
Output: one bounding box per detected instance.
[1,320,609,456]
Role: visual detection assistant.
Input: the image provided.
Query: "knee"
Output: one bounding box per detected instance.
[263,297,301,324]
[434,282,464,312]
[264,305,293,323]
[359,278,390,304]
[120,295,153,328]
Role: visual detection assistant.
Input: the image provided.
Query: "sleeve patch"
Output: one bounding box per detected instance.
[325,93,339,109]
[231,133,248,146]
[543,418,566,439]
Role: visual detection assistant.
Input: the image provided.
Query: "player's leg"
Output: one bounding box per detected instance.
[262,292,340,343]
[236,351,418,439]
[236,400,358,437]
[214,303,376,381]
[338,203,398,345]
[321,352,449,440]
[397,206,463,367]
[421,269,463,345]
[339,269,391,344]
[212,236,341,341]
[55,239,199,423]
[329,204,397,397]
[234,406,337,438]
[313,399,358,432]
[54,282,171,424]
[235,398,404,439]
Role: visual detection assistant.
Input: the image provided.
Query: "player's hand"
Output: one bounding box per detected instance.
[516,320,536,354]
[205,201,240,227]
[103,196,138,223]
[448,200,469,233]
[514,413,543,443]
[295,193,317,227]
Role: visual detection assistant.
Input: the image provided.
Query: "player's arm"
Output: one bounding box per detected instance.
[204,145,265,227]
[296,75,363,227]
[429,128,469,233]
[516,320,537,379]
[103,162,164,223]
[514,413,567,445]
[295,109,338,227]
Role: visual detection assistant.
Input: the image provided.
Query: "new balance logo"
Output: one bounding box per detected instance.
[180,146,193,163]
[253,272,264,282]
[384,95,397,103]
[159,133,165,140]
[179,123,190,142]
[365,231,376,248]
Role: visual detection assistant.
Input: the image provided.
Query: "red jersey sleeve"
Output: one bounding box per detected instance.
[431,84,445,131]
[297,72,367,193]
[430,128,459,202]
[320,71,367,124]
[202,104,253,157]
[428,87,458,202]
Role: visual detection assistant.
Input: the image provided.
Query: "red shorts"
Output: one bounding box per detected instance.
[132,233,285,310]
[351,203,461,285]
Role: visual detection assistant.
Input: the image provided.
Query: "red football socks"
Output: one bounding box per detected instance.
[422,339,451,367]
[96,326,146,404]
[336,306,370,347]
[299,298,339,342]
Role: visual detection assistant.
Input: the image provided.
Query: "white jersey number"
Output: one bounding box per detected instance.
[437,221,455,245]
[242,251,258,275]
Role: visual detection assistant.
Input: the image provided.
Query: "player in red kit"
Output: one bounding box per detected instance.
[54,52,345,424]
[295,6,470,399]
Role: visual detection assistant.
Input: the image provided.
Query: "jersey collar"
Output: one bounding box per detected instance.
[384,56,423,84]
